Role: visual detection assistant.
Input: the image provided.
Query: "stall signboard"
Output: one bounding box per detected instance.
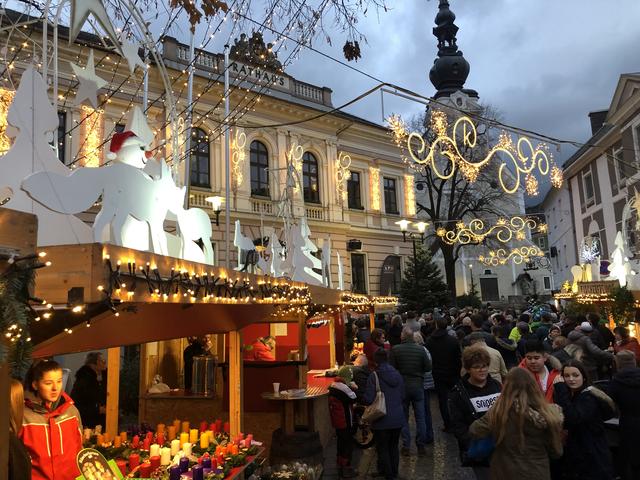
[75,449,124,480]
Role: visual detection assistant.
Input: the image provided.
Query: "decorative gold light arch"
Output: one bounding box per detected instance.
[386,111,564,196]
[479,245,545,266]
[436,216,547,245]
[231,129,247,192]
[335,152,352,204]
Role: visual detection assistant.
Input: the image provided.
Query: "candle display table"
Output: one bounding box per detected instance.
[261,386,328,435]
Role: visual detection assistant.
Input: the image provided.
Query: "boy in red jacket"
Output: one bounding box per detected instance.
[519,338,562,402]
[328,366,358,478]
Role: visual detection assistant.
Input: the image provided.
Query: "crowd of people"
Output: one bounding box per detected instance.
[327,307,640,480]
[9,353,107,480]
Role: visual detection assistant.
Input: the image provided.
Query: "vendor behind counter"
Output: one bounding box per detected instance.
[243,336,276,361]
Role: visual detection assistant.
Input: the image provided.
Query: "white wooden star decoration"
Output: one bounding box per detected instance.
[70,50,108,108]
[69,0,124,57]
[120,34,146,74]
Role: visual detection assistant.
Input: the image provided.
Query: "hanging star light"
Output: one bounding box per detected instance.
[70,50,108,108]
[390,110,562,196]
[69,0,124,57]
[119,34,146,74]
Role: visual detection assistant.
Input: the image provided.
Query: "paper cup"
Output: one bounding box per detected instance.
[273,382,280,394]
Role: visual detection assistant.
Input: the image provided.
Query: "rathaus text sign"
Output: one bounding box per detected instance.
[229,61,290,89]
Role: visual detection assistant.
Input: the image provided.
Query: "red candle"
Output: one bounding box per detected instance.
[116,459,127,476]
[223,422,230,433]
[200,421,208,432]
[139,462,152,478]
[128,453,140,471]
[146,431,154,440]
[156,432,165,445]
[142,437,151,451]
[149,455,161,469]
[209,422,216,431]
[132,435,140,448]
[215,420,222,432]
[216,454,224,465]
[210,458,218,469]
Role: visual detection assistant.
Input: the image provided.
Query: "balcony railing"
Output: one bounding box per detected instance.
[189,191,211,208]
[305,205,326,221]
[293,80,324,103]
[250,198,274,215]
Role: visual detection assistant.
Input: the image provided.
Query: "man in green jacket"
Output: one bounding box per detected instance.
[391,327,432,456]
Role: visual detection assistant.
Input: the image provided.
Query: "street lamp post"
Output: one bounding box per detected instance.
[468,263,477,295]
[395,219,428,265]
[205,195,224,226]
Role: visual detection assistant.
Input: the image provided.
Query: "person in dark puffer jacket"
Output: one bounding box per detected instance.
[363,349,405,480]
[328,366,358,478]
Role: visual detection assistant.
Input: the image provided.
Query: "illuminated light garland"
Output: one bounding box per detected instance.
[580,237,601,263]
[436,216,548,245]
[369,167,381,211]
[389,110,564,196]
[231,129,246,192]
[287,143,304,193]
[79,105,104,167]
[478,245,545,266]
[0,87,15,154]
[404,174,416,216]
[335,152,351,205]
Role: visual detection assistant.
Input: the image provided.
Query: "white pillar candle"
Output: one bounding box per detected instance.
[160,447,171,466]
[170,439,180,456]
[182,442,192,456]
[83,428,92,440]
[149,443,160,457]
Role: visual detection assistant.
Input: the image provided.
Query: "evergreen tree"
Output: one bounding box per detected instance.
[399,244,450,313]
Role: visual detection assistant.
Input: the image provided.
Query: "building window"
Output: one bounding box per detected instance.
[613,147,626,186]
[250,140,270,197]
[383,177,398,214]
[347,171,363,209]
[351,253,367,294]
[302,152,320,203]
[57,111,66,163]
[634,124,640,164]
[543,276,551,290]
[189,127,210,187]
[583,170,594,206]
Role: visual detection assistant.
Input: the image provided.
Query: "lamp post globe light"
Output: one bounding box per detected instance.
[205,195,224,226]
[395,219,428,262]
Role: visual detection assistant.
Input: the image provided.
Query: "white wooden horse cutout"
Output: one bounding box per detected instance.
[337,251,345,290]
[234,220,256,271]
[321,237,333,288]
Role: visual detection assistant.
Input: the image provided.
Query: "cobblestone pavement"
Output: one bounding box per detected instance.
[322,395,475,480]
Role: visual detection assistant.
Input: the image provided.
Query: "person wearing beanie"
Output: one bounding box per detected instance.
[613,326,640,363]
[604,351,640,480]
[328,366,358,478]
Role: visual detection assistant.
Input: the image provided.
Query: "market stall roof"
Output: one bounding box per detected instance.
[30,243,309,356]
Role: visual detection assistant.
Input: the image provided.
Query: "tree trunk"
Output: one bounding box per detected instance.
[440,244,457,299]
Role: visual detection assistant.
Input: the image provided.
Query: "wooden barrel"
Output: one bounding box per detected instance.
[269,426,324,467]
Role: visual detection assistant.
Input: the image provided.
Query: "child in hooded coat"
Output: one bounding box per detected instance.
[328,365,358,478]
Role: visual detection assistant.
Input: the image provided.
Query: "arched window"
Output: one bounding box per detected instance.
[189,128,210,187]
[302,152,320,203]
[250,140,270,197]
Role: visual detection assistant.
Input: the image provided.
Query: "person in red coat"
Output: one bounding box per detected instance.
[363,329,390,370]
[21,360,83,480]
[244,336,276,361]
[518,338,562,402]
[328,366,358,478]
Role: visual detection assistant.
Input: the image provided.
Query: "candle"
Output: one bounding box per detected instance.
[214,419,222,432]
[149,455,161,470]
[113,436,122,448]
[223,421,230,433]
[183,442,192,456]
[179,456,189,472]
[179,432,189,448]
[115,459,127,476]
[132,435,140,448]
[146,431,153,441]
[120,431,127,442]
[95,424,103,434]
[96,434,104,445]
[149,443,160,457]
[128,453,140,471]
[157,423,165,434]
[170,439,180,456]
[173,419,181,431]
[202,456,212,469]
[199,421,208,432]
[160,447,171,466]
[246,434,253,446]
[103,432,110,443]
[200,433,209,449]
[189,428,198,443]
[192,465,204,480]
[210,458,217,469]
[181,421,190,433]
[142,437,151,451]
[83,428,92,440]
[167,425,176,441]
[169,466,181,480]
[209,422,216,431]
[156,432,165,445]
[139,462,152,478]
[216,454,224,465]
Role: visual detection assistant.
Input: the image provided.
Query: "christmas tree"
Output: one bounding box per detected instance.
[399,244,450,313]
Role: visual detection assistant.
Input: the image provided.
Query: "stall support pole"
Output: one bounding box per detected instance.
[369,305,375,332]
[329,314,337,369]
[0,356,9,480]
[298,315,309,387]
[106,347,121,437]
[228,331,243,437]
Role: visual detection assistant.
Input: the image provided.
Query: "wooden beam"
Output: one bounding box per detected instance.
[228,331,243,437]
[369,306,375,332]
[105,347,120,437]
[328,314,336,369]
